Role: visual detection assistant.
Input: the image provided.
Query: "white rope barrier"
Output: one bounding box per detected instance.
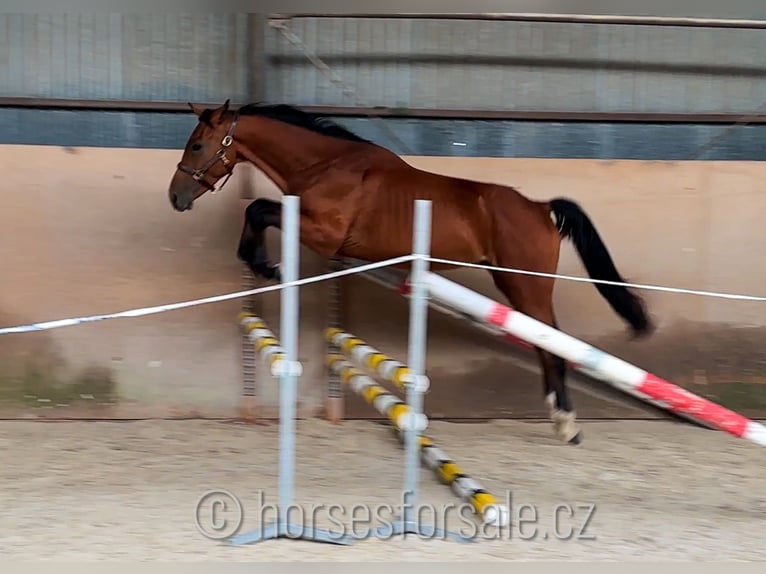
[3,252,765,338]
[426,257,766,303]
[0,255,417,336]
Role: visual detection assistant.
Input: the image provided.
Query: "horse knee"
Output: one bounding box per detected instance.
[237,238,253,262]
[245,198,281,229]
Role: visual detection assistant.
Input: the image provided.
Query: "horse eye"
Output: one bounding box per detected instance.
[191,142,203,152]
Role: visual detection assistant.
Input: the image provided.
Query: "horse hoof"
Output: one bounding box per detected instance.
[551,409,580,444]
[568,431,583,445]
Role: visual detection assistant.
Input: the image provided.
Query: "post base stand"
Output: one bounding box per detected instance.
[228,521,353,546]
[369,517,474,544]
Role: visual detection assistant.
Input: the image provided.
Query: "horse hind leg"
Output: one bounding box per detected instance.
[489,270,582,445]
[538,338,582,445]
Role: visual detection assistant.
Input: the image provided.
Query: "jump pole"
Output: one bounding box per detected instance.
[421,272,766,448]
[228,194,353,546]
[348,260,698,424]
[324,331,509,529]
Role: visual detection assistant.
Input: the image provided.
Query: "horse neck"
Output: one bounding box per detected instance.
[234,116,360,191]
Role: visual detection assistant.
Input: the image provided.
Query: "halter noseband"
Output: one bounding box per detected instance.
[177,112,240,194]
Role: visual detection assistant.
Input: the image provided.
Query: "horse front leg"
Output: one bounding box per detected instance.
[238,196,350,282]
[237,198,283,282]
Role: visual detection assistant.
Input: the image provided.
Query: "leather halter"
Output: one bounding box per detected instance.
[176,112,239,194]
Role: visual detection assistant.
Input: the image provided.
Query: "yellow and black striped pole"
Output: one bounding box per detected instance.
[325,328,415,392]
[239,312,289,377]
[325,338,509,527]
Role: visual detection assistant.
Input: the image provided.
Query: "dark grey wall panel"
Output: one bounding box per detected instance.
[266,17,766,115]
[0,14,250,102]
[2,14,764,117]
[334,117,766,160]
[3,108,765,161]
[0,109,198,149]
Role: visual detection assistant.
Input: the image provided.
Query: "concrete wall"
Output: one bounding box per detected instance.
[2,144,766,420]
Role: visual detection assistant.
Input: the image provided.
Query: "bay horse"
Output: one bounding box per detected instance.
[167,99,654,445]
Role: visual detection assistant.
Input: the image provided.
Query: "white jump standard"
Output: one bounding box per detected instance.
[371,199,467,541]
[230,198,475,546]
[228,195,353,546]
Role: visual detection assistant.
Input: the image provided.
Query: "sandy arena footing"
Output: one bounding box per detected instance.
[0,418,764,561]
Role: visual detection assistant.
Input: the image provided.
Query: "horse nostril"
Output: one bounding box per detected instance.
[171,193,178,205]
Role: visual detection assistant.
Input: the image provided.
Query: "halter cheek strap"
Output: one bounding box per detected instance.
[177,112,240,194]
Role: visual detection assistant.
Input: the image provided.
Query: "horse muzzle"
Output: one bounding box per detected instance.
[169,188,197,212]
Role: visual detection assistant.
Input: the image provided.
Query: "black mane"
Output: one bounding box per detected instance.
[235,102,372,144]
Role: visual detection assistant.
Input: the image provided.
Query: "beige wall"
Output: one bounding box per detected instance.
[2,145,766,420]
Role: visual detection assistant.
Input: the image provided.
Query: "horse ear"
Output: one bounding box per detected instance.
[188,103,206,117]
[207,99,231,125]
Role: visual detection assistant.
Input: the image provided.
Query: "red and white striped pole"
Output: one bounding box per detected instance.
[420,271,766,448]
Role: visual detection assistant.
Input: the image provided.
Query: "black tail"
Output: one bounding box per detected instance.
[549,197,654,338]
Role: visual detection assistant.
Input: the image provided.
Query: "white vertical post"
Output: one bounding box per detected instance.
[402,199,432,526]
[229,195,352,545]
[278,194,300,530]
